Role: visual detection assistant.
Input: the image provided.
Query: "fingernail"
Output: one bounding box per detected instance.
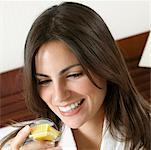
[46,141,55,146]
[22,125,30,131]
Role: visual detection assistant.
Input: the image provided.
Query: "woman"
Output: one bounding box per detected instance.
[1,2,150,150]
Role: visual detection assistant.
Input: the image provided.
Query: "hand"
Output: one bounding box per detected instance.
[11,125,61,150]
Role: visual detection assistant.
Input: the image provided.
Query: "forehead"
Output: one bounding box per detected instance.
[36,39,78,61]
[35,40,80,73]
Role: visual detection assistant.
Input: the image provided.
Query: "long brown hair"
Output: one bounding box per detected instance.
[1,2,150,149]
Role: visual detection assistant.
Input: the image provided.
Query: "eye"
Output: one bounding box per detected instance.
[37,79,52,86]
[67,72,83,79]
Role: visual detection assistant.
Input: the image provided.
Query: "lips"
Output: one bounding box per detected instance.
[58,99,84,113]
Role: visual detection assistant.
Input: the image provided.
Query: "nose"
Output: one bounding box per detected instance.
[52,80,70,103]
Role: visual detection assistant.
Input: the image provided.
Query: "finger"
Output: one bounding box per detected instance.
[20,141,55,150]
[11,125,31,150]
[46,146,62,150]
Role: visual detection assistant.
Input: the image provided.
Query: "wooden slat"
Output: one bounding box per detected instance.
[0,68,23,98]
[0,92,35,127]
[130,68,149,77]
[1,92,24,107]
[1,110,34,127]
[117,31,150,101]
[117,31,150,59]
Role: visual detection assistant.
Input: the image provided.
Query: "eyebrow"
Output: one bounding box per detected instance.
[35,64,81,78]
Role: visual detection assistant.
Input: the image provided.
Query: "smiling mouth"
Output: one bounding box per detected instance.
[58,99,84,113]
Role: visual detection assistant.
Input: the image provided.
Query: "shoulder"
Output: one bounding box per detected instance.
[101,119,126,150]
[101,119,145,150]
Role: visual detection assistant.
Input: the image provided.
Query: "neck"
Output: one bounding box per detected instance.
[72,109,104,150]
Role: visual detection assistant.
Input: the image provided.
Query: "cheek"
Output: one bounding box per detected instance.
[74,77,107,96]
[38,87,51,103]
[76,78,107,111]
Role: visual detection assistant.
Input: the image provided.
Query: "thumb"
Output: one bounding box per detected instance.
[11,125,31,150]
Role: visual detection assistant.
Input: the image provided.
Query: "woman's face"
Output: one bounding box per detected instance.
[35,40,107,129]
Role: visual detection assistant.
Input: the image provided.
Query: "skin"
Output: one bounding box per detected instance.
[35,40,107,128]
[12,40,107,150]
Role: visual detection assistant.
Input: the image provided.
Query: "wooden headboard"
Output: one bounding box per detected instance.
[0,31,150,127]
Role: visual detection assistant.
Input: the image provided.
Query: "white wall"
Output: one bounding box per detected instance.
[0,0,150,73]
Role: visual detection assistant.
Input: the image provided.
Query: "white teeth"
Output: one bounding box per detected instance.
[71,104,75,109]
[59,100,83,113]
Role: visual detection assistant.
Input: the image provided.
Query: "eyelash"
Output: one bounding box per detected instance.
[67,72,83,79]
[37,72,83,86]
[37,79,52,86]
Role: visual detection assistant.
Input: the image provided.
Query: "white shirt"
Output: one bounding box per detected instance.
[59,118,125,150]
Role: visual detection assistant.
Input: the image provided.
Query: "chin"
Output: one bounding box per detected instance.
[63,120,85,129]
